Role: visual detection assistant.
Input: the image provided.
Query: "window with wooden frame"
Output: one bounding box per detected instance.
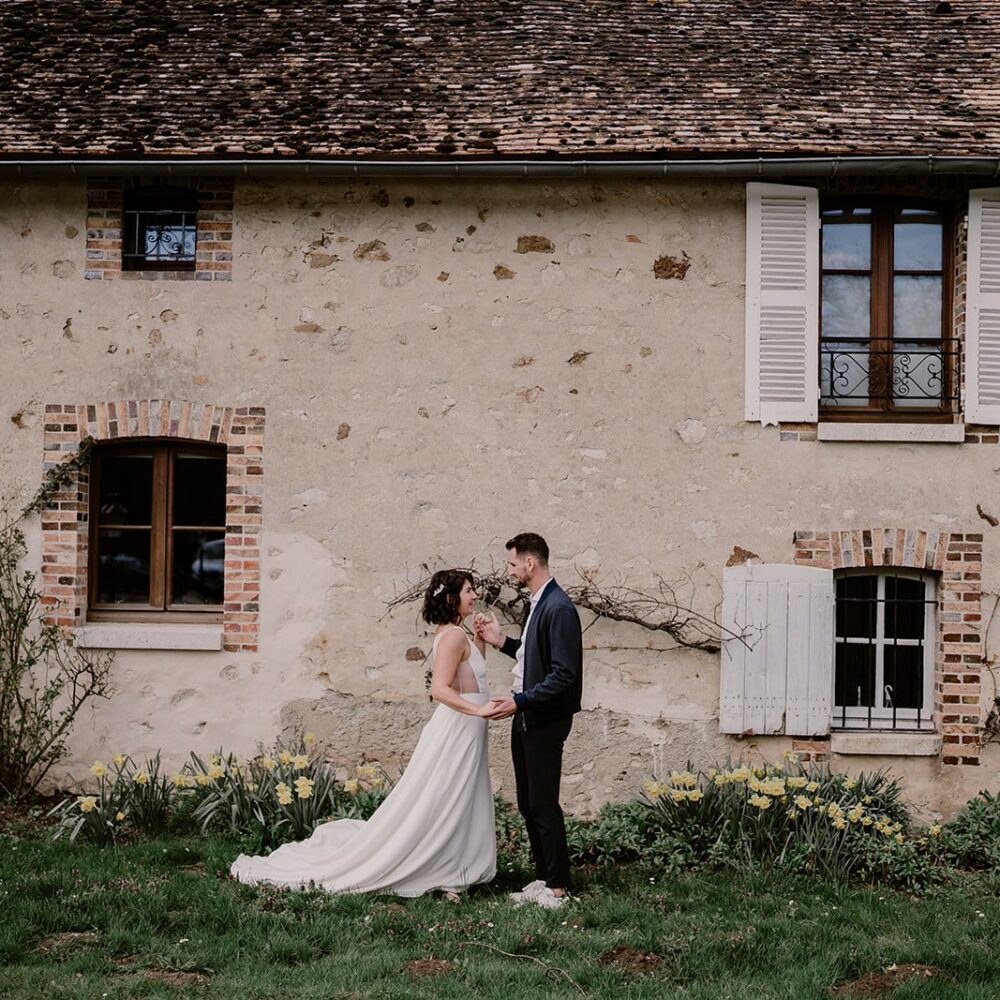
[89,441,226,621]
[833,569,936,732]
[820,199,956,420]
[122,185,198,272]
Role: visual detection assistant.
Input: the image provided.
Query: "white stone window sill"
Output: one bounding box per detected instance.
[817,423,965,443]
[75,624,223,651]
[830,731,941,756]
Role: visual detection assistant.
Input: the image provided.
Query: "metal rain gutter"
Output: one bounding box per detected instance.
[2,155,1000,179]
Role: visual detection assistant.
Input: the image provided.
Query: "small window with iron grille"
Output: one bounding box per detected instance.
[833,569,936,731]
[820,199,956,420]
[122,185,198,272]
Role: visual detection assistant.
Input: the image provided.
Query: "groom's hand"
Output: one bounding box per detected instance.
[482,696,517,719]
[473,611,503,648]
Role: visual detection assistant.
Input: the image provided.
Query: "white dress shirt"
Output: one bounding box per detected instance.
[512,577,554,694]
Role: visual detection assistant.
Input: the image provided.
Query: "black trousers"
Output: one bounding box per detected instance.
[511,713,573,890]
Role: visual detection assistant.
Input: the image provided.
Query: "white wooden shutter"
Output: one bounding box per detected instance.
[745,183,820,426]
[966,188,1000,425]
[720,563,833,736]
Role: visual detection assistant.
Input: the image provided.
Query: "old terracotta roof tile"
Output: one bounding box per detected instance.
[0,0,998,159]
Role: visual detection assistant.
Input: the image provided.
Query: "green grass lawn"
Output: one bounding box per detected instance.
[3,829,1000,1000]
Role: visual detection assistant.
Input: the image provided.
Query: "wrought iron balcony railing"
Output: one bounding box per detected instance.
[820,339,960,409]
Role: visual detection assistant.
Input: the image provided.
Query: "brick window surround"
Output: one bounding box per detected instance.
[794,528,983,765]
[85,177,233,281]
[41,401,263,652]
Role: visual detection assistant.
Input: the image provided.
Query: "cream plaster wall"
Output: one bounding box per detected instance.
[1,176,998,819]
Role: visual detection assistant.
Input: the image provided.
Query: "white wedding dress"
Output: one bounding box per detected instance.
[231,627,496,895]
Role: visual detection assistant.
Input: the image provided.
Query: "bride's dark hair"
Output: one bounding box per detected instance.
[422,569,474,625]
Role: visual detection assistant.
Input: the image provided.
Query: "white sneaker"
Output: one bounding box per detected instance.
[509,879,547,905]
[533,887,568,909]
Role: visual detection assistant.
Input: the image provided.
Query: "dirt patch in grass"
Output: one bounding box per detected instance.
[0,796,62,835]
[144,968,211,988]
[404,958,455,978]
[36,932,100,955]
[831,963,943,998]
[598,945,662,974]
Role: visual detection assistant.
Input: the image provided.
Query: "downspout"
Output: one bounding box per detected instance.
[2,155,1000,179]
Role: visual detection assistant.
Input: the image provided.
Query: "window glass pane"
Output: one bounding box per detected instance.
[96,529,151,604]
[172,530,225,605]
[884,645,924,710]
[821,342,870,407]
[822,215,871,270]
[884,576,926,640]
[836,575,877,638]
[894,211,943,270]
[822,275,871,338]
[834,643,875,708]
[97,453,153,526]
[893,275,942,341]
[173,453,226,527]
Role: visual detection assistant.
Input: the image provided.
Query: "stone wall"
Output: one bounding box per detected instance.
[2,176,999,820]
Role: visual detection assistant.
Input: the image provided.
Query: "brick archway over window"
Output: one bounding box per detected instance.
[41,400,263,652]
[794,528,983,765]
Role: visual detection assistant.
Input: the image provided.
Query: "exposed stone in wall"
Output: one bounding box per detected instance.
[516,235,555,254]
[653,252,691,279]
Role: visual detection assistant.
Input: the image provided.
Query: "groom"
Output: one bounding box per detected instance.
[475,532,583,909]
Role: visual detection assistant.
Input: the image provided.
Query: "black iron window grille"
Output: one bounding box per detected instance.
[820,340,961,409]
[833,570,936,732]
[123,185,197,271]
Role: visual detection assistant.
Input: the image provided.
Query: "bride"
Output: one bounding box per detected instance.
[230,569,496,896]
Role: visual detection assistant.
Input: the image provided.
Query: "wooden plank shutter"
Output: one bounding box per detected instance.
[966,188,1000,425]
[720,563,834,736]
[745,183,820,426]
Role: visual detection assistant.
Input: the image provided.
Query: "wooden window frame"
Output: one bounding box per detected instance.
[88,440,225,623]
[819,196,955,423]
[122,184,198,273]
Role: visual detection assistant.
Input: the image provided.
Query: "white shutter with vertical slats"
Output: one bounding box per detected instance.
[745,183,820,426]
[966,188,1000,425]
[720,563,833,736]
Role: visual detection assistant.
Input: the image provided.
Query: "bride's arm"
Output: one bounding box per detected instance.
[430,631,482,717]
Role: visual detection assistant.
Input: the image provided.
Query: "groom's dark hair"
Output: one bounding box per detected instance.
[506,532,549,566]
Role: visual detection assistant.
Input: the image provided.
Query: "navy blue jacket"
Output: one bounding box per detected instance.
[502,580,583,725]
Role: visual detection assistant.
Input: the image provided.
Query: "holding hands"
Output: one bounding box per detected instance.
[473,612,517,719]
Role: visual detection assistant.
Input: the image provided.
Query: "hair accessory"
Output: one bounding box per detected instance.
[433,584,445,597]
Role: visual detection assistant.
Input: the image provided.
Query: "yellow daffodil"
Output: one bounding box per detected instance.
[344,779,359,795]
[787,807,799,820]
[295,776,314,799]
[642,779,666,800]
[210,754,222,766]
[278,751,292,766]
[844,777,857,791]
[115,811,126,821]
[730,766,751,784]
[207,765,225,780]
[670,770,697,789]
[929,824,941,837]
[688,789,703,803]
[794,796,812,811]
[894,833,904,844]
[749,794,771,810]
[89,761,107,779]
[304,732,316,746]
[862,816,874,827]
[832,816,846,830]
[77,795,97,813]
[292,754,309,770]
[113,754,126,768]
[370,777,385,790]
[260,756,276,772]
[863,795,872,805]
[276,782,293,805]
[806,781,819,793]
[134,771,150,786]
[670,788,687,803]
[707,768,718,779]
[786,776,807,790]
[194,772,210,786]
[247,782,257,793]
[170,772,193,789]
[230,763,242,778]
